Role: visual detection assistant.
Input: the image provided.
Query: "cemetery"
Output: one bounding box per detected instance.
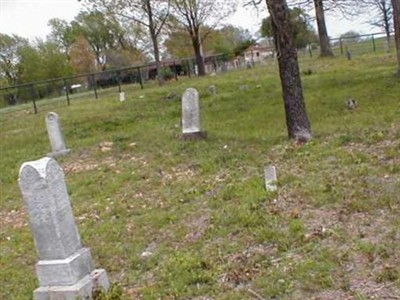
[0,51,400,299]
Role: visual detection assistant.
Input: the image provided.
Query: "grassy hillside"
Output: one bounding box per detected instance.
[0,53,399,299]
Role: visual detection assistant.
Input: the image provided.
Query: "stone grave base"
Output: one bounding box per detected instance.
[34,269,109,300]
[181,131,207,140]
[47,149,71,158]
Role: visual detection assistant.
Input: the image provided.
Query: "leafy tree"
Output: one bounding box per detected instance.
[47,18,76,61]
[80,0,171,85]
[0,33,28,86]
[339,30,361,43]
[69,36,97,74]
[170,0,239,76]
[71,11,117,70]
[265,0,312,142]
[261,7,317,49]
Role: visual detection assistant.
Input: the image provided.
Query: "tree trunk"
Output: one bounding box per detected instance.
[265,0,312,142]
[383,0,391,51]
[191,32,206,76]
[147,0,164,86]
[314,0,334,57]
[392,0,400,76]
[151,31,164,85]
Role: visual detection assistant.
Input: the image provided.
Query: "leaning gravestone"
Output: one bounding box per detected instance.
[181,88,207,140]
[45,112,70,157]
[19,157,109,300]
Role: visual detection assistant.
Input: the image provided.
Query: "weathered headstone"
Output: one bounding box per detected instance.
[207,85,217,95]
[19,157,109,300]
[264,165,277,192]
[239,85,249,91]
[45,112,70,157]
[181,88,206,140]
[119,92,126,102]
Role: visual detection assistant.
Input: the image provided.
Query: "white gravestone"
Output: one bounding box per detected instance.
[119,92,125,102]
[19,157,109,300]
[264,165,277,192]
[45,112,70,157]
[181,88,206,140]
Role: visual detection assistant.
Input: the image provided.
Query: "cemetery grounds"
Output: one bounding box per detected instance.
[0,52,399,299]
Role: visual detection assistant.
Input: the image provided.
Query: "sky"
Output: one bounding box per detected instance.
[0,0,375,41]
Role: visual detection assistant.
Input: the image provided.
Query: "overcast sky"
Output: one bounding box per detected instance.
[0,0,374,41]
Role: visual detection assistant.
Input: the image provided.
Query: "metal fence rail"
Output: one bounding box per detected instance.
[0,53,228,114]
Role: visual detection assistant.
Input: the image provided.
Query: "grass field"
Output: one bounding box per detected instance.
[0,52,399,299]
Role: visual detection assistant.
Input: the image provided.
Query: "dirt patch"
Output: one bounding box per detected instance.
[0,208,28,231]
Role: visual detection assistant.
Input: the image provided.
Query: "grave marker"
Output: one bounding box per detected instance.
[45,112,70,157]
[181,88,206,140]
[19,157,109,300]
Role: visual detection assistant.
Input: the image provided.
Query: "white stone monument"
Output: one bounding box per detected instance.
[181,88,206,140]
[264,165,277,192]
[45,112,70,157]
[119,92,125,102]
[19,157,109,300]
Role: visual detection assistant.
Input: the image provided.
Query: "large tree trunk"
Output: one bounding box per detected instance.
[147,0,164,86]
[392,0,400,76]
[265,0,312,142]
[314,0,334,57]
[383,0,391,51]
[150,30,164,85]
[191,32,206,76]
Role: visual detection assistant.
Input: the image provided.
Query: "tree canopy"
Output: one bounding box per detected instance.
[261,7,317,49]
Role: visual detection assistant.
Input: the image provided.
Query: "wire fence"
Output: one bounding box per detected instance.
[0,31,396,114]
[0,53,231,114]
[298,31,395,60]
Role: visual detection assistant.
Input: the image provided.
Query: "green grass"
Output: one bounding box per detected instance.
[1,52,400,299]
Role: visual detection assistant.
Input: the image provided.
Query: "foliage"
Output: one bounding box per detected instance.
[164,24,251,59]
[340,30,361,42]
[0,33,28,86]
[261,7,317,49]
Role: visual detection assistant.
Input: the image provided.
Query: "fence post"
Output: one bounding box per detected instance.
[372,34,376,52]
[173,61,178,81]
[187,60,191,78]
[117,71,122,93]
[63,79,70,106]
[30,84,38,114]
[339,38,343,55]
[138,67,144,89]
[92,74,98,99]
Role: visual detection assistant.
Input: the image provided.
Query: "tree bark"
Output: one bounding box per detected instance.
[265,0,312,142]
[314,0,334,57]
[392,0,400,76]
[146,0,164,86]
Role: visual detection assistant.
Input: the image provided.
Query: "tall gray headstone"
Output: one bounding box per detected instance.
[181,88,206,140]
[19,157,109,300]
[264,165,277,192]
[46,112,70,157]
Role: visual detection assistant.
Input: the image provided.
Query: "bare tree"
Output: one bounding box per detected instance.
[265,0,312,142]
[81,0,170,85]
[171,0,238,76]
[392,0,400,76]
[363,0,392,50]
